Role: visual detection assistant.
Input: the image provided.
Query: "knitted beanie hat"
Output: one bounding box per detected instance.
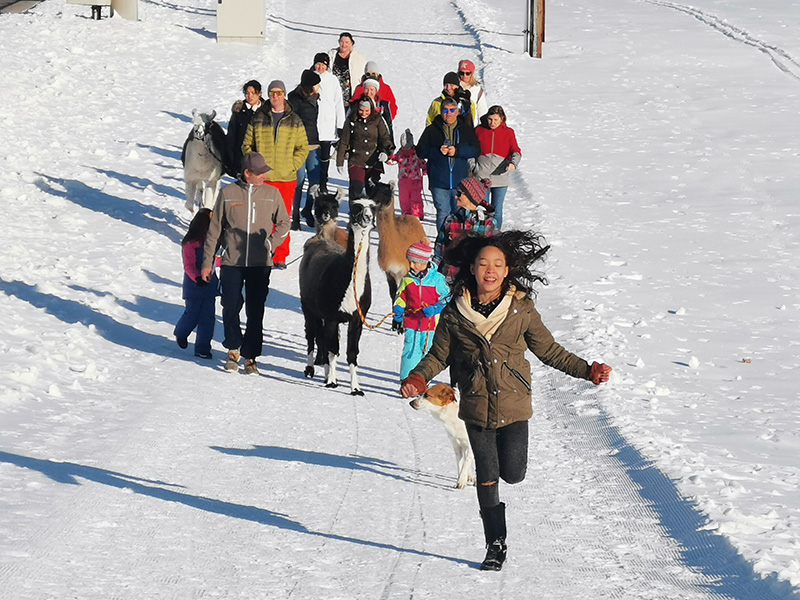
[443,71,460,86]
[364,60,380,75]
[363,77,380,91]
[458,177,491,206]
[407,242,433,263]
[313,52,330,67]
[400,128,414,149]
[300,69,321,88]
[267,80,286,93]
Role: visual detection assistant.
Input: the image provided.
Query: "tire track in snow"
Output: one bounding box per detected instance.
[644,0,800,82]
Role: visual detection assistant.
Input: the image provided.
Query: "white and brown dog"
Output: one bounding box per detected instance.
[409,383,475,489]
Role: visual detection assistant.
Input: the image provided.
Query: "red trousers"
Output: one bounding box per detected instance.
[398,177,424,219]
[265,180,297,263]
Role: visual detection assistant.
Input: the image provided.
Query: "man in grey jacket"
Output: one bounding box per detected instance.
[201,152,290,375]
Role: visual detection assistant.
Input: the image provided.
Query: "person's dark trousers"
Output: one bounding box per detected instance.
[318,141,332,193]
[348,165,366,202]
[219,265,271,360]
[174,296,216,355]
[466,420,529,508]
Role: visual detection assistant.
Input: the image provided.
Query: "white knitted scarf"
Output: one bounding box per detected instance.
[455,287,514,341]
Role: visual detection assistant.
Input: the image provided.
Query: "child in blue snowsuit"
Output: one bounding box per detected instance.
[392,242,450,379]
[174,208,219,358]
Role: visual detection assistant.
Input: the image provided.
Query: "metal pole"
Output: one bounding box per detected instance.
[524,0,530,55]
[528,0,536,56]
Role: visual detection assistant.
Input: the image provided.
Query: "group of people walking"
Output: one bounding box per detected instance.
[174,32,612,574]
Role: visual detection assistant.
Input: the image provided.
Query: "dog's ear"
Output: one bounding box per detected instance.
[442,386,457,405]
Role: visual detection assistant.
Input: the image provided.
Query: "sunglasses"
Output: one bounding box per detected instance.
[442,107,458,114]
[268,90,284,96]
[458,71,472,76]
[366,72,379,78]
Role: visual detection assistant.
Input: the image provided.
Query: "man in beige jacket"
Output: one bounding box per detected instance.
[201,152,290,375]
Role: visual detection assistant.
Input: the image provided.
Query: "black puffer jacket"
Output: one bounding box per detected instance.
[288,86,320,147]
[227,101,260,175]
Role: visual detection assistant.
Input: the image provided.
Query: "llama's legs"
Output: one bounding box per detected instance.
[386,274,399,303]
[203,179,221,210]
[323,320,340,387]
[325,352,338,387]
[185,182,197,212]
[349,364,362,397]
[346,316,365,396]
[302,307,319,378]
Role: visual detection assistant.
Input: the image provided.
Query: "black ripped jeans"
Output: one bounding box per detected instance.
[466,420,529,508]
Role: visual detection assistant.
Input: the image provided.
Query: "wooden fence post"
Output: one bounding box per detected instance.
[534,0,544,58]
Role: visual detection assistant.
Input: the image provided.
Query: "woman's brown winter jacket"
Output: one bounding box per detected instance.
[410,291,591,429]
[336,110,393,169]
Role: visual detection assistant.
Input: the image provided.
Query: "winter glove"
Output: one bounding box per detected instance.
[337,165,345,175]
[391,319,404,335]
[195,277,208,288]
[400,373,428,397]
[377,152,388,163]
[422,304,441,318]
[589,361,612,385]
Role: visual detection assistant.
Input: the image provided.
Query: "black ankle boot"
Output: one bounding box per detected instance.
[479,502,507,571]
[481,538,507,571]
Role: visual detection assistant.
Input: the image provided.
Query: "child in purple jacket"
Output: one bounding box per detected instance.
[174,208,219,359]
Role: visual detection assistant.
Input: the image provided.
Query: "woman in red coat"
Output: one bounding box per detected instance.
[474,105,522,229]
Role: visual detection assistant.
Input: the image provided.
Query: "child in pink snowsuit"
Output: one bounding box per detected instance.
[392,128,427,219]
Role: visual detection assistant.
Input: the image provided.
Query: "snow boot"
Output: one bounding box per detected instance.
[225,349,240,372]
[479,502,507,571]
[243,358,259,376]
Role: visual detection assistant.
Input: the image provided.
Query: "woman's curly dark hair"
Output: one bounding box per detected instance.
[445,230,550,298]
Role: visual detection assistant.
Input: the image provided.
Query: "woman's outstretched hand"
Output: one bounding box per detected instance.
[590,362,612,384]
[400,373,428,398]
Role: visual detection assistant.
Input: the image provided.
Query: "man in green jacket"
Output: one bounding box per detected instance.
[242,80,309,268]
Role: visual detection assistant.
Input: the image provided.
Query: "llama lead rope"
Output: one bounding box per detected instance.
[352,240,393,330]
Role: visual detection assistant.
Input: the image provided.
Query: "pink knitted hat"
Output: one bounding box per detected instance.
[407,242,433,263]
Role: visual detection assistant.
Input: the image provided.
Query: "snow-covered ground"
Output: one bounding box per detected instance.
[1,0,799,597]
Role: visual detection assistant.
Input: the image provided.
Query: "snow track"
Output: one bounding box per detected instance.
[644,0,800,81]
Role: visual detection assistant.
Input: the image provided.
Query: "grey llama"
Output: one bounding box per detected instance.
[181,109,227,213]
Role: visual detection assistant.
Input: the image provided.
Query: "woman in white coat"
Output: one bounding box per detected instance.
[313,52,346,195]
[328,32,369,107]
[458,59,489,121]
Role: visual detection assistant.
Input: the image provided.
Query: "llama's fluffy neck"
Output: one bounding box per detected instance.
[339,223,371,314]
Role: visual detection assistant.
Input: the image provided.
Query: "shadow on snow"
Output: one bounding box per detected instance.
[556,379,799,599]
[35,174,183,244]
[0,450,474,567]
[0,278,182,359]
